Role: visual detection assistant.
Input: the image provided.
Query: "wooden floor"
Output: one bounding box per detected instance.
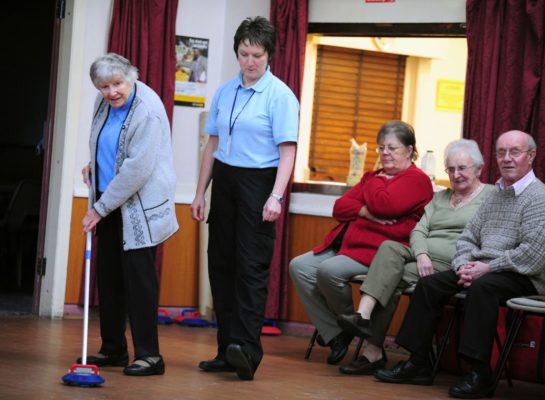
[0,315,543,400]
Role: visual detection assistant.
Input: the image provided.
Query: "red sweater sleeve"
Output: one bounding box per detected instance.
[364,164,433,219]
[332,172,372,222]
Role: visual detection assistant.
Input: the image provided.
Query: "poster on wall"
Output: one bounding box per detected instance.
[175,35,209,108]
[435,79,464,113]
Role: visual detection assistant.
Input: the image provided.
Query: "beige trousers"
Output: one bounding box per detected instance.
[361,240,451,347]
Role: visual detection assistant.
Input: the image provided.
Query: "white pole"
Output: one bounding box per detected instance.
[81,228,92,365]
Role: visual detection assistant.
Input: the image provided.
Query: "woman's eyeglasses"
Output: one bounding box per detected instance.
[376,145,403,154]
[444,165,474,175]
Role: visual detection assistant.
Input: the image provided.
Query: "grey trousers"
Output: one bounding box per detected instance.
[361,240,451,347]
[289,249,368,343]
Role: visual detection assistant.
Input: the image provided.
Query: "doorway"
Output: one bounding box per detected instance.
[0,0,57,314]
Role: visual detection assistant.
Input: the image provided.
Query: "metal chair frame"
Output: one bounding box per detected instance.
[304,274,367,361]
[304,275,415,362]
[491,295,545,395]
[430,291,512,386]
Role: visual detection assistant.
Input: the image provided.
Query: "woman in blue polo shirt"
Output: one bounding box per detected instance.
[190,16,299,381]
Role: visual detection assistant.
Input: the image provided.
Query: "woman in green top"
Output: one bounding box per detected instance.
[336,138,494,375]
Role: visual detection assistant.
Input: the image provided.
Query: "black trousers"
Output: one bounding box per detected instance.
[396,269,537,364]
[95,208,159,358]
[207,160,277,366]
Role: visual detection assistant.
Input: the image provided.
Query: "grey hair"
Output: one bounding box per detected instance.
[443,139,484,168]
[527,133,537,150]
[90,53,139,87]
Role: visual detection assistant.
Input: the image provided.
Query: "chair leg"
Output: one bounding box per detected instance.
[431,303,459,383]
[494,330,512,387]
[352,337,364,361]
[305,328,318,360]
[491,310,525,395]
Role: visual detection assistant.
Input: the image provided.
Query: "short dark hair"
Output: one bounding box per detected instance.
[233,16,276,62]
[377,120,419,161]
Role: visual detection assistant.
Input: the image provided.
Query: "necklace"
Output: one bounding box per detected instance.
[451,183,483,208]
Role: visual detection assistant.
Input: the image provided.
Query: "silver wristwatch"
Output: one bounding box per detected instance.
[270,193,283,204]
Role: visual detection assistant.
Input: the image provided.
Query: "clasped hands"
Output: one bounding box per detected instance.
[456,261,491,287]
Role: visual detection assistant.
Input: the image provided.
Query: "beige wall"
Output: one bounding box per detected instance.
[295,36,467,183]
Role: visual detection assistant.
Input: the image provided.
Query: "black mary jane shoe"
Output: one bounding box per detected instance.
[123,356,165,376]
[77,352,129,367]
[198,356,236,372]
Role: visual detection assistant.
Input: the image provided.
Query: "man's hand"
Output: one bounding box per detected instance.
[456,261,491,287]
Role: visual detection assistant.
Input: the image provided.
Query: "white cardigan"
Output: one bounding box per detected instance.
[89,81,179,249]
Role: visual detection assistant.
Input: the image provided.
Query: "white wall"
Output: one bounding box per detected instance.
[73,0,113,194]
[309,0,466,23]
[411,39,468,182]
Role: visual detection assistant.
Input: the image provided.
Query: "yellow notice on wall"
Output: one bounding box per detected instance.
[435,80,465,113]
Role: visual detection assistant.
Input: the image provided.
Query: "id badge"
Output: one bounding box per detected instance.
[225,135,232,157]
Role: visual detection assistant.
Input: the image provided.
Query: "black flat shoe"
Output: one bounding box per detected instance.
[198,356,236,372]
[337,313,373,338]
[448,370,495,399]
[123,356,165,376]
[77,352,129,367]
[374,359,432,385]
[339,355,386,375]
[226,344,256,381]
[327,332,354,365]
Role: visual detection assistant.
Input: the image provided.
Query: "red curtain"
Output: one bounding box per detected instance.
[108,0,178,287]
[463,0,545,183]
[108,0,178,123]
[265,0,308,320]
[81,0,179,306]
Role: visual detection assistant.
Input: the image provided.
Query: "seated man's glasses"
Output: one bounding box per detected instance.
[495,148,530,158]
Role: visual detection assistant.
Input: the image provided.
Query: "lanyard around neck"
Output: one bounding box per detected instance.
[229,85,255,136]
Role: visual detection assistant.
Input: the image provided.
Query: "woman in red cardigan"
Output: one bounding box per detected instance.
[289,120,433,365]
